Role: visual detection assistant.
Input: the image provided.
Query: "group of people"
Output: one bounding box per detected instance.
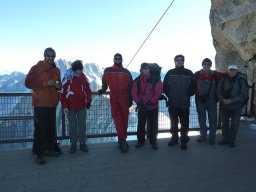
[25,47,249,165]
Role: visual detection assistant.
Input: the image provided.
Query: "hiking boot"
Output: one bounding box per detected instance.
[34,155,46,165]
[208,140,215,145]
[53,143,62,155]
[80,143,89,152]
[168,138,178,146]
[228,142,235,148]
[180,142,187,150]
[70,144,77,154]
[44,150,60,157]
[152,143,159,150]
[219,139,229,145]
[119,140,129,153]
[135,142,144,148]
[197,137,207,143]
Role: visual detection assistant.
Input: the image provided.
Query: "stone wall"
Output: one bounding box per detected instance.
[210,0,256,114]
[210,0,256,82]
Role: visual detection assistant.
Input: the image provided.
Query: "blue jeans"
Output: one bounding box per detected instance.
[197,101,217,142]
[220,107,242,143]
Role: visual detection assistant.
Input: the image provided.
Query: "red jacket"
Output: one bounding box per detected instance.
[25,60,61,107]
[61,72,92,110]
[101,64,133,105]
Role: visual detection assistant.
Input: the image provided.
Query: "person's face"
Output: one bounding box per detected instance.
[142,66,150,76]
[175,57,184,67]
[114,56,122,66]
[228,69,238,78]
[74,69,83,76]
[202,62,212,71]
[44,51,56,64]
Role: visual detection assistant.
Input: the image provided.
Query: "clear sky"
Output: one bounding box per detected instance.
[0,0,215,74]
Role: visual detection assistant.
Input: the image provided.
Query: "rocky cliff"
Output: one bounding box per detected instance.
[210,0,256,83]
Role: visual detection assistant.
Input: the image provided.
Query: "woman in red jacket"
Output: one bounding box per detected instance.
[132,63,163,150]
[61,60,92,153]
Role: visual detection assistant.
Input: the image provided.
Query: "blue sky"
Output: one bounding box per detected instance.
[0,0,215,74]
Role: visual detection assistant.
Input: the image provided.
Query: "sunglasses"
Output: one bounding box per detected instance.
[46,54,56,58]
[114,58,122,61]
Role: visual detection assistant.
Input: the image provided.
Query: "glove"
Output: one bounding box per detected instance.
[160,94,167,101]
[63,108,68,114]
[86,104,91,109]
[145,100,152,106]
[98,89,104,95]
[137,101,146,110]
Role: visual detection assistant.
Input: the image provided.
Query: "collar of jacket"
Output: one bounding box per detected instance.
[112,64,123,70]
[175,66,184,69]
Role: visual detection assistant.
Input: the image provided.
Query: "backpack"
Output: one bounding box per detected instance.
[238,73,249,107]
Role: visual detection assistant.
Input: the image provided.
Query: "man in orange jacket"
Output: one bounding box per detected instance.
[25,47,61,165]
[98,53,133,153]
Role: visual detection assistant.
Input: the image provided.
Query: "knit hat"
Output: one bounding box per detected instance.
[71,60,83,71]
[44,47,56,57]
[140,63,149,72]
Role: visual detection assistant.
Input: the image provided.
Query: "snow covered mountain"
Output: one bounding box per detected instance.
[0,59,104,92]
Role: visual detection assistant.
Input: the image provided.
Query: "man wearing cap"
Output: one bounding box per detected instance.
[25,47,61,164]
[194,58,224,145]
[98,53,133,153]
[216,64,249,147]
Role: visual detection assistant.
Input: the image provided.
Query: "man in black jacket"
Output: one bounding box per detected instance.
[163,55,195,150]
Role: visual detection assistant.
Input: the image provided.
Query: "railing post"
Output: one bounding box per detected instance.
[61,108,66,137]
[250,83,255,116]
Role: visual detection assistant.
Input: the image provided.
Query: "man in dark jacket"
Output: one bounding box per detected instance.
[98,53,133,153]
[217,64,249,147]
[163,54,195,150]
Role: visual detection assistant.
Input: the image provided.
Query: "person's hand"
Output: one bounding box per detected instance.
[63,108,68,114]
[160,94,167,101]
[145,100,152,106]
[98,89,104,95]
[86,104,91,109]
[55,81,61,89]
[48,80,56,86]
[222,99,232,105]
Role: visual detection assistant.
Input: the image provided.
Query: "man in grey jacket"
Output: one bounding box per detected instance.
[217,64,249,147]
[163,55,195,150]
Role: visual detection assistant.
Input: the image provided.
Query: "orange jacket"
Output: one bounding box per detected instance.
[25,60,61,107]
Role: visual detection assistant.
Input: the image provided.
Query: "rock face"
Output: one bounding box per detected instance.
[210,0,256,82]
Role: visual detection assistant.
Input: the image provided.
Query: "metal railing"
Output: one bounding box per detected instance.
[0,92,200,144]
[0,88,254,144]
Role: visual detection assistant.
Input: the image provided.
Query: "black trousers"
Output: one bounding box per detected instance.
[33,107,57,156]
[137,108,158,145]
[168,107,189,143]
